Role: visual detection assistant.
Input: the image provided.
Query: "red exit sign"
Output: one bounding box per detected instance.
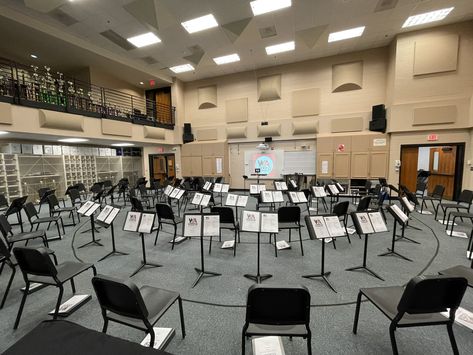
[427,134,438,141]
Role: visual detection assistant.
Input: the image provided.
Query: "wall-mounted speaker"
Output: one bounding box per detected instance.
[369,119,387,133]
[264,137,273,142]
[372,104,386,121]
[183,123,194,143]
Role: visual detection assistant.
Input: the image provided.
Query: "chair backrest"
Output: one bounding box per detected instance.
[302,189,311,200]
[356,196,372,212]
[138,185,147,195]
[155,203,175,220]
[372,184,381,196]
[245,284,310,326]
[130,197,144,212]
[0,234,12,261]
[0,194,8,208]
[210,207,235,224]
[77,183,86,192]
[278,206,300,223]
[23,202,39,221]
[38,187,50,201]
[430,185,445,199]
[0,214,12,236]
[13,247,57,278]
[103,180,112,188]
[92,275,148,320]
[332,201,349,216]
[397,275,467,315]
[47,194,60,210]
[69,188,81,203]
[364,180,372,190]
[458,189,473,205]
[91,183,103,194]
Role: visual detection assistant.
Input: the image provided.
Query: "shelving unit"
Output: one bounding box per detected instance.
[121,156,142,186]
[96,156,122,184]
[2,154,22,203]
[63,155,97,189]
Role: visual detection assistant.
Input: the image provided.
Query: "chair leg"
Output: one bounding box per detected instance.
[241,329,247,355]
[352,291,363,334]
[148,328,156,348]
[154,222,161,246]
[289,228,292,242]
[70,278,76,293]
[171,224,177,250]
[233,229,237,257]
[307,331,312,355]
[332,238,337,249]
[447,323,459,355]
[14,281,30,329]
[178,296,186,338]
[389,323,399,355]
[298,226,304,256]
[209,236,213,254]
[0,265,15,309]
[102,318,109,333]
[53,285,64,320]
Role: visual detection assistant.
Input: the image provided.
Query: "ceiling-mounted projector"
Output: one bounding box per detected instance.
[256,143,269,150]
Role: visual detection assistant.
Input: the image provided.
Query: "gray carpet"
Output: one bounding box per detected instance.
[1,196,473,355]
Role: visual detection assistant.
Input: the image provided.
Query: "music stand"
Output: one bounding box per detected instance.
[104,184,118,205]
[379,205,412,261]
[96,205,128,262]
[397,195,421,244]
[5,196,28,233]
[77,202,103,248]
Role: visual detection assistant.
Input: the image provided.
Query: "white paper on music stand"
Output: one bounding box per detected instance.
[274,181,281,190]
[391,204,409,224]
[309,216,330,239]
[169,188,179,198]
[176,189,185,200]
[226,194,237,206]
[335,182,345,192]
[84,203,100,217]
[183,214,202,237]
[203,215,220,236]
[164,185,173,196]
[237,195,249,207]
[297,191,308,203]
[401,196,414,212]
[441,307,473,331]
[252,336,285,355]
[261,213,278,233]
[203,181,211,190]
[312,186,326,197]
[327,185,339,195]
[288,191,299,203]
[138,213,155,234]
[221,184,230,193]
[258,185,266,193]
[250,185,258,194]
[324,216,346,237]
[280,182,288,190]
[200,194,211,206]
[242,211,260,232]
[140,327,175,349]
[97,205,113,222]
[192,192,204,205]
[273,191,284,203]
[213,183,223,192]
[104,208,120,225]
[124,211,141,232]
[290,179,297,188]
[368,212,388,232]
[261,191,273,203]
[355,213,374,234]
[77,200,94,214]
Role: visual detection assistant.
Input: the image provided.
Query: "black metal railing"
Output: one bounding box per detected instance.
[0,57,175,129]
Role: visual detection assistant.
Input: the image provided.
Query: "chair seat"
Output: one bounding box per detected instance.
[161,217,183,225]
[53,207,76,213]
[449,212,473,219]
[220,222,238,230]
[439,265,473,287]
[29,261,93,285]
[422,196,440,201]
[32,216,60,224]
[107,285,179,329]
[8,230,45,244]
[361,286,448,325]
[279,222,300,230]
[246,323,308,336]
[440,203,466,209]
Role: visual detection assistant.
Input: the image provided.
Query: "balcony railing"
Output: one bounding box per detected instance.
[0,57,175,129]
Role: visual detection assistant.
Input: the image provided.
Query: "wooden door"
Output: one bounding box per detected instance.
[400,146,419,192]
[152,156,167,182]
[428,146,456,200]
[167,155,175,179]
[156,89,172,124]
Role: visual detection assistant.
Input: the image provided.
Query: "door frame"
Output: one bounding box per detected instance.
[148,153,175,182]
[399,142,465,200]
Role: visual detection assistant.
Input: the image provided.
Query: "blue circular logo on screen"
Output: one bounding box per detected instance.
[255,156,273,175]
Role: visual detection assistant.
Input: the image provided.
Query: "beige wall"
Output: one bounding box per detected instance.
[89,66,145,98]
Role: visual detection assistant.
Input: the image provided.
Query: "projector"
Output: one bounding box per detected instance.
[256,143,269,151]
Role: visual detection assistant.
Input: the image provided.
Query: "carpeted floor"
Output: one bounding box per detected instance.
[1,195,472,354]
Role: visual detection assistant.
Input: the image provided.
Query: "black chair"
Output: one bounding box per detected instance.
[47,194,79,226]
[68,188,83,209]
[353,275,467,355]
[0,214,49,249]
[76,182,88,200]
[273,206,303,256]
[0,193,8,212]
[92,274,185,348]
[330,201,351,248]
[37,187,51,213]
[437,189,473,222]
[12,246,96,329]
[421,184,445,216]
[138,185,156,205]
[154,203,183,249]
[210,207,239,256]
[23,202,65,237]
[356,196,372,212]
[130,196,156,215]
[439,261,473,288]
[242,284,312,355]
[415,181,427,198]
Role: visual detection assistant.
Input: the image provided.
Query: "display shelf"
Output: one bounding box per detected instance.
[1,154,22,203]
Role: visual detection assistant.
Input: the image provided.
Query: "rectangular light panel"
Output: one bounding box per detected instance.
[181,14,218,33]
[170,64,195,73]
[265,41,295,55]
[127,32,161,48]
[250,0,291,16]
[213,53,240,65]
[402,7,454,28]
[328,26,365,43]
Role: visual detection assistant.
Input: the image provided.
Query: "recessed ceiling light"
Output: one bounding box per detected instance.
[127,32,161,48]
[213,53,240,65]
[250,0,291,16]
[139,81,144,85]
[0,131,9,135]
[30,54,38,59]
[265,41,295,55]
[111,143,135,147]
[169,64,194,73]
[58,138,89,143]
[328,26,365,43]
[181,14,218,34]
[402,7,454,28]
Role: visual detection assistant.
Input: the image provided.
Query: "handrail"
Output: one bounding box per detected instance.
[0,57,175,128]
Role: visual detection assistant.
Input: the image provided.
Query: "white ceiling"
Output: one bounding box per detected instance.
[0,0,472,84]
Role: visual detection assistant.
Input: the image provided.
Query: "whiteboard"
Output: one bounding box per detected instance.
[283,150,316,175]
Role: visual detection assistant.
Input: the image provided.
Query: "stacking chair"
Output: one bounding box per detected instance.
[130,196,155,214]
[68,188,83,209]
[37,187,51,213]
[329,201,351,249]
[273,206,303,256]
[0,214,49,249]
[138,185,156,205]
[154,203,183,249]
[12,246,96,329]
[242,284,312,355]
[0,193,8,212]
[92,274,185,348]
[353,275,467,355]
[47,194,79,226]
[24,202,65,237]
[77,182,88,200]
[421,184,445,216]
[210,207,239,256]
[0,236,57,309]
[437,189,473,222]
[439,259,473,288]
[349,196,372,239]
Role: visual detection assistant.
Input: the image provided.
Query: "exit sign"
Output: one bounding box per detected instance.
[427,134,438,141]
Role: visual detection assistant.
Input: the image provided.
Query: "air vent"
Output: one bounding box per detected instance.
[374,0,398,12]
[100,30,135,51]
[48,8,79,26]
[141,56,159,65]
[259,25,277,39]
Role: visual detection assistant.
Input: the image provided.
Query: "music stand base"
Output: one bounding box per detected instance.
[130,261,162,277]
[346,266,384,281]
[244,273,272,284]
[395,235,420,244]
[98,250,129,262]
[78,239,103,249]
[302,272,337,293]
[378,249,412,262]
[192,268,221,288]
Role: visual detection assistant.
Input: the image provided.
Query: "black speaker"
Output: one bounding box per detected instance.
[369,118,387,133]
[264,137,272,143]
[184,123,192,133]
[372,104,386,121]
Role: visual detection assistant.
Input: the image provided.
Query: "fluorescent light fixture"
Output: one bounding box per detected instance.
[402,7,454,28]
[250,0,291,16]
[265,41,295,55]
[30,54,38,59]
[127,32,161,48]
[0,131,9,135]
[58,138,89,143]
[213,53,240,65]
[328,26,365,42]
[181,14,218,34]
[111,143,135,147]
[169,64,194,73]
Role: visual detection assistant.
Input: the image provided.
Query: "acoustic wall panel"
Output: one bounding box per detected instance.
[39,110,84,131]
[292,121,318,135]
[331,117,363,133]
[414,34,459,76]
[317,153,333,177]
[226,126,247,139]
[292,88,320,117]
[198,85,217,109]
[196,128,218,141]
[257,124,281,137]
[102,119,132,137]
[413,105,457,125]
[332,61,363,92]
[334,153,350,178]
[370,151,388,178]
[257,74,281,102]
[143,126,165,140]
[226,98,248,123]
[0,102,12,124]
[351,152,369,178]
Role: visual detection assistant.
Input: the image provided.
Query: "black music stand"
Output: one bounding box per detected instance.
[78,203,103,248]
[397,196,421,244]
[5,196,28,233]
[379,206,412,261]
[104,184,118,205]
[97,205,128,262]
